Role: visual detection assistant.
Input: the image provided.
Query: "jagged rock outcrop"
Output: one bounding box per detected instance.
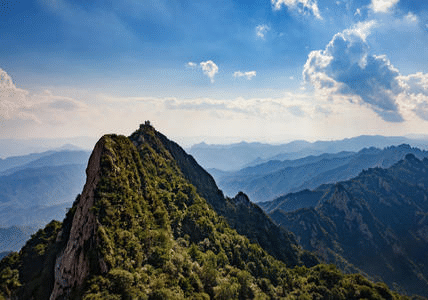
[50,138,107,300]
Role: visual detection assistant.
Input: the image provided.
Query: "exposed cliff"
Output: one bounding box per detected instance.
[50,138,107,299]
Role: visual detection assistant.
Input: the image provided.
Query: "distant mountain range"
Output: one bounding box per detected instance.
[212,144,428,202]
[188,135,428,171]
[0,150,90,254]
[0,137,96,158]
[261,154,428,296]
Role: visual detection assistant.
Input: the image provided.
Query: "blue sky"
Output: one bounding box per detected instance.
[1,0,428,146]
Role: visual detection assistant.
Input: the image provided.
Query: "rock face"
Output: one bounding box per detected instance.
[50,138,107,299]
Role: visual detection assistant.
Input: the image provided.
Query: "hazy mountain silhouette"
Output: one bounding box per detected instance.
[189,135,428,171]
[264,154,428,296]
[214,144,428,202]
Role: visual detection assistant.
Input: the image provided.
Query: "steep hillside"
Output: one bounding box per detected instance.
[0,124,408,299]
[216,144,428,202]
[130,127,312,267]
[268,154,428,296]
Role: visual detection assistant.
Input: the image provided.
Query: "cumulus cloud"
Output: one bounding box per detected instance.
[399,72,428,95]
[200,60,219,83]
[0,68,30,120]
[0,68,88,125]
[271,0,322,19]
[303,22,405,122]
[371,0,400,13]
[185,60,219,83]
[233,71,257,80]
[303,21,428,123]
[397,72,428,120]
[256,24,270,39]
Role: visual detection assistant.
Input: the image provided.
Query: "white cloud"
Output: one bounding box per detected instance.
[370,0,400,13]
[36,90,88,112]
[302,22,428,123]
[186,62,197,68]
[355,8,362,16]
[200,60,219,83]
[256,24,270,39]
[0,68,30,120]
[271,0,322,19]
[0,68,88,126]
[398,72,428,95]
[397,72,428,120]
[344,20,377,41]
[186,60,220,83]
[161,96,311,120]
[404,12,418,23]
[233,71,257,80]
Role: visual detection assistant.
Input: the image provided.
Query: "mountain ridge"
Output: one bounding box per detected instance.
[189,135,428,171]
[265,154,428,296]
[0,123,411,299]
[216,144,428,202]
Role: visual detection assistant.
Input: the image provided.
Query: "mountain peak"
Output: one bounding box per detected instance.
[232,191,251,207]
[405,153,419,162]
[398,143,412,149]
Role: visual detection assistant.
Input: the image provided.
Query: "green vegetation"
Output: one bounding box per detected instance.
[0,124,413,299]
[0,220,63,299]
[135,125,317,268]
